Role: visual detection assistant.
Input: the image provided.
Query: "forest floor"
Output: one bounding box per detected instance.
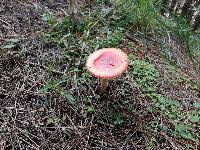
[0,0,200,149]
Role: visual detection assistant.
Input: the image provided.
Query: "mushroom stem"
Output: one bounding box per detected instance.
[99,78,109,93]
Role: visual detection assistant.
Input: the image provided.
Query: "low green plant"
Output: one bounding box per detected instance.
[188,103,200,124]
[128,56,159,92]
[153,94,199,141]
[82,98,94,114]
[86,106,94,113]
[1,38,19,49]
[128,56,198,141]
[111,113,124,125]
[173,123,194,141]
[147,137,156,150]
[41,13,74,45]
[47,117,54,125]
[39,78,75,103]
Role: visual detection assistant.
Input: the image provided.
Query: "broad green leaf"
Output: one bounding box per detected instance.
[5,38,19,43]
[188,114,199,123]
[175,123,186,132]
[179,132,195,141]
[146,106,153,112]
[3,44,16,49]
[193,102,200,108]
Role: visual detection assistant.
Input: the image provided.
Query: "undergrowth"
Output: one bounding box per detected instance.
[38,0,200,147]
[128,56,199,142]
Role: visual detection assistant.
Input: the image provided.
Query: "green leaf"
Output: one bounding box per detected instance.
[175,123,186,132]
[193,102,200,108]
[39,87,49,93]
[114,117,124,125]
[47,117,54,124]
[5,38,19,43]
[175,123,195,141]
[179,132,195,141]
[3,44,16,49]
[86,106,94,113]
[48,19,57,26]
[42,13,52,21]
[62,93,75,103]
[167,99,179,107]
[188,114,199,123]
[146,105,153,112]
[42,13,56,26]
[62,113,67,121]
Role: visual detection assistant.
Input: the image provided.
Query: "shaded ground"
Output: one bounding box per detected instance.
[0,0,200,150]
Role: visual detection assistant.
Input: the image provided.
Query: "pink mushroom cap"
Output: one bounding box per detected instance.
[86,48,128,78]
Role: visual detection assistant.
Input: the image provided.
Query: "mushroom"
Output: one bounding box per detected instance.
[86,48,128,93]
